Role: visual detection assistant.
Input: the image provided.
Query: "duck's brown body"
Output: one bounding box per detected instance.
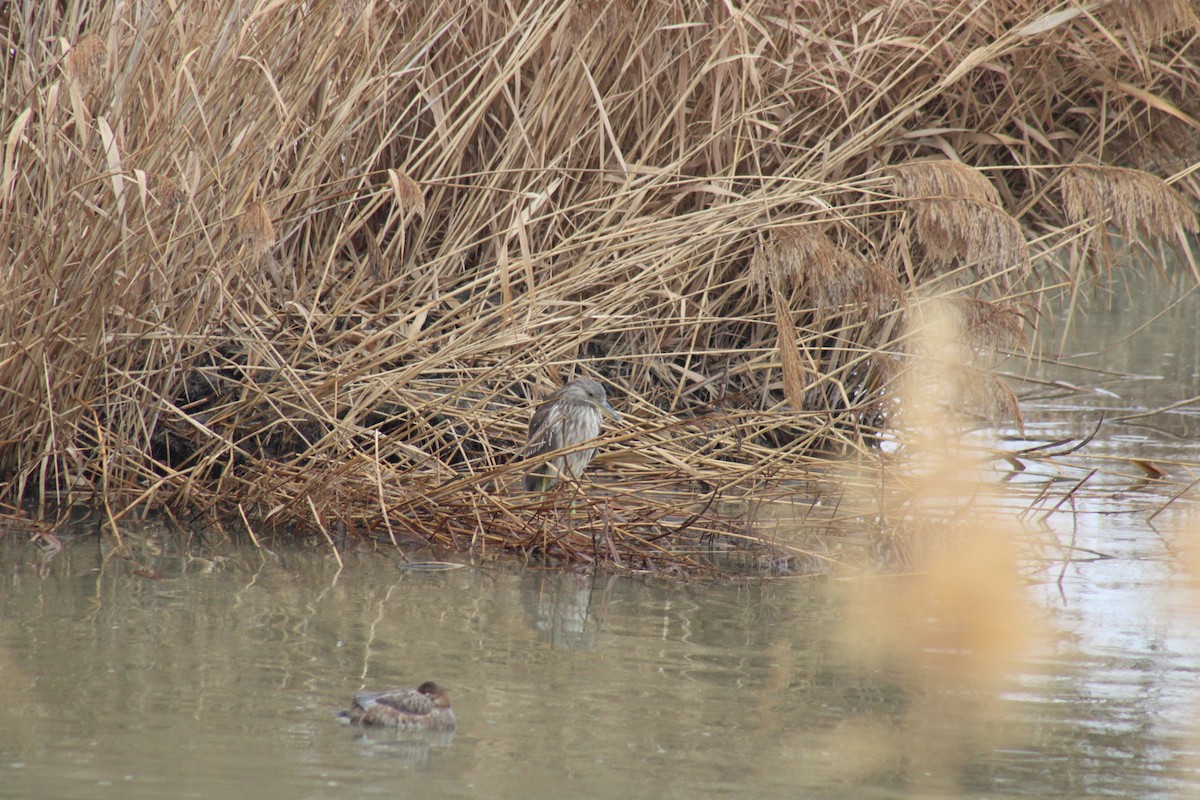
[338,681,456,730]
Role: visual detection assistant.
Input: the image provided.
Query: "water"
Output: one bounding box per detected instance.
[0,544,859,799]
[2,280,1200,799]
[1,525,1198,799]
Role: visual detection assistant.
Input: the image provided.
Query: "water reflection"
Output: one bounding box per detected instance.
[522,571,606,651]
[341,726,456,763]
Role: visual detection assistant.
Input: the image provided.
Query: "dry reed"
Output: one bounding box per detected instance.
[2,0,1198,573]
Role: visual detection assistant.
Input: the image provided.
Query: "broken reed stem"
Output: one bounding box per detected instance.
[373,431,399,549]
[238,504,264,552]
[308,494,344,568]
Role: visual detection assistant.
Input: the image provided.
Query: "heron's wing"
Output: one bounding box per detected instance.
[524,399,567,459]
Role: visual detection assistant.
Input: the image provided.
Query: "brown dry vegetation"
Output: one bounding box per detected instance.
[1,0,1198,572]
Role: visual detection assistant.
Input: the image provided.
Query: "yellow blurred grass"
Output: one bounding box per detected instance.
[834,300,1035,788]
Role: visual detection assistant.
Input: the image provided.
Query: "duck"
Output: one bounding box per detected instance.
[337,681,457,730]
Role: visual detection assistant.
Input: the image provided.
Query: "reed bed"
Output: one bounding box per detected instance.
[2,0,1199,572]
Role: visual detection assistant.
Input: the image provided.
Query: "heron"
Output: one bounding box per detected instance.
[523,378,620,492]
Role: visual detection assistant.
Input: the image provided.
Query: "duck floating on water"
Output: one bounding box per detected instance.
[337,681,457,730]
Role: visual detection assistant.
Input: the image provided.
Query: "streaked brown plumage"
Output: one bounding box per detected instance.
[337,681,456,730]
[523,378,619,492]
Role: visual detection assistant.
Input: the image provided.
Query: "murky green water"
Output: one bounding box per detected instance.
[1,520,1198,799]
[3,279,1200,799]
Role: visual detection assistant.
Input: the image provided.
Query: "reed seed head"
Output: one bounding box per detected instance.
[751,225,838,292]
[388,170,426,217]
[152,175,188,208]
[64,33,107,91]
[889,160,1001,205]
[911,198,1030,276]
[951,298,1028,351]
[1061,165,1197,242]
[564,0,633,40]
[753,226,903,318]
[239,201,276,253]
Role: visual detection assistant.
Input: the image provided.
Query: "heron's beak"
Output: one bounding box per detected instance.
[598,399,620,420]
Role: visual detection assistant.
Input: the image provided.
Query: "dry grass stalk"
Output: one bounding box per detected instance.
[2,0,1199,573]
[751,225,838,291]
[821,254,905,318]
[772,291,812,410]
[888,162,1030,280]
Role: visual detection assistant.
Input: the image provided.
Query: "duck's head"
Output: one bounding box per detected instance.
[417,681,453,709]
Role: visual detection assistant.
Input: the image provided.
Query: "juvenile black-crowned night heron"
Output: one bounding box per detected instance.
[523,378,620,492]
